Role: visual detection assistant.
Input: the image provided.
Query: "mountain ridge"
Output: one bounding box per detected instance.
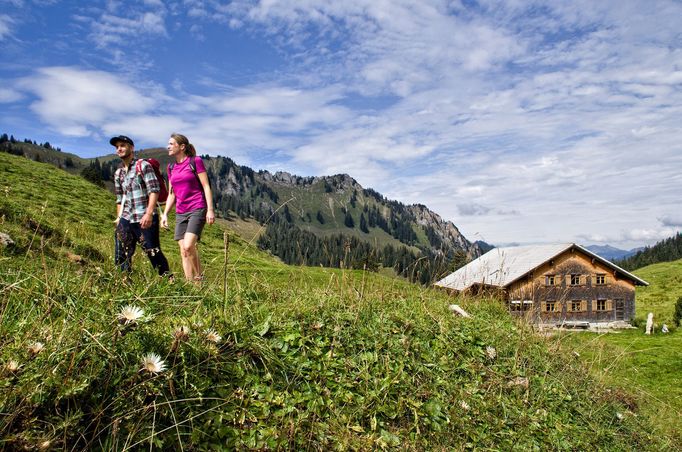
[584,244,643,262]
[1,137,480,282]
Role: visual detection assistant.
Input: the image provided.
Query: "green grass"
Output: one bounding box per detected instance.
[0,153,671,449]
[560,330,682,444]
[633,259,682,325]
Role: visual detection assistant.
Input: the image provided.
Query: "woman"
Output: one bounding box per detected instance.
[161,133,215,283]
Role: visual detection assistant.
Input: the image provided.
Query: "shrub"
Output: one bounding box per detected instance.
[673,296,682,327]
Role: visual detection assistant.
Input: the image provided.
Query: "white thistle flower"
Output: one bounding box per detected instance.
[140,353,166,374]
[28,342,45,356]
[485,346,497,360]
[204,328,222,344]
[118,305,145,325]
[460,401,470,411]
[6,360,21,372]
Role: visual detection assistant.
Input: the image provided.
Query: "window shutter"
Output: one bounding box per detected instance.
[606,300,613,311]
[591,300,597,312]
[566,275,571,285]
[580,275,586,285]
[581,300,587,312]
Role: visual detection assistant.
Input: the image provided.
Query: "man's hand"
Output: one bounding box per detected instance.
[140,212,153,229]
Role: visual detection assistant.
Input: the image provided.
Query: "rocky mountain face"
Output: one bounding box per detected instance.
[198,155,480,264]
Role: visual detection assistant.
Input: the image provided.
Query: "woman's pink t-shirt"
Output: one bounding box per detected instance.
[169,157,207,214]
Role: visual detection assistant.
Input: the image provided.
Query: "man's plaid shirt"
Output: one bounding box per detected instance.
[115,158,160,223]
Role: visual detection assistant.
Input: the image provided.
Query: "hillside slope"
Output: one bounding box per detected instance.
[0,154,667,449]
[633,259,682,325]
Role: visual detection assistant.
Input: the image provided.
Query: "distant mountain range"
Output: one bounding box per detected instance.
[584,244,643,262]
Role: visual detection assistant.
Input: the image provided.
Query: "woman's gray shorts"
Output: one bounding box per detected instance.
[174,208,207,241]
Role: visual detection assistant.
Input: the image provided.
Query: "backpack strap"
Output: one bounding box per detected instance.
[167,163,174,194]
[189,156,199,181]
[190,156,207,202]
[134,159,147,190]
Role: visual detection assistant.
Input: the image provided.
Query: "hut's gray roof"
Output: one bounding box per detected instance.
[434,243,648,291]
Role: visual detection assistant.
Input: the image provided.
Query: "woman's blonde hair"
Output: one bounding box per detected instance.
[170,133,196,157]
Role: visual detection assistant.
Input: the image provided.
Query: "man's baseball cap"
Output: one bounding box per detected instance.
[109,135,134,146]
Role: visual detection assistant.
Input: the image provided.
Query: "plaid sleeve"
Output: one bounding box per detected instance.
[141,161,160,194]
[114,168,123,203]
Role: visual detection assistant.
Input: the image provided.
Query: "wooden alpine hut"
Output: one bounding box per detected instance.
[434,243,648,326]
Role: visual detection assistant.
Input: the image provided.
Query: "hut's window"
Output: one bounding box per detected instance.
[510,300,533,311]
[596,299,607,311]
[570,274,581,286]
[570,300,582,312]
[595,274,606,285]
[545,275,556,286]
[544,301,557,312]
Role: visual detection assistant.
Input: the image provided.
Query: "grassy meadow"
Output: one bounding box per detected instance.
[0,153,673,449]
[632,259,682,325]
[561,329,682,443]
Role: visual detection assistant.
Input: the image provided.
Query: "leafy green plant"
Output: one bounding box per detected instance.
[673,296,682,327]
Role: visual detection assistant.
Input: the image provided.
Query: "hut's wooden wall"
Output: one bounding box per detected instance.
[505,248,636,323]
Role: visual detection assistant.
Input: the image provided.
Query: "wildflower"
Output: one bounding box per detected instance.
[204,328,222,344]
[460,401,470,411]
[140,353,166,374]
[485,346,497,360]
[28,342,45,356]
[117,305,144,325]
[173,326,190,342]
[616,412,624,421]
[170,326,190,353]
[6,360,21,372]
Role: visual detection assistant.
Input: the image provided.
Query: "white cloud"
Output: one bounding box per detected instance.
[18,67,157,137]
[0,14,14,40]
[659,215,682,228]
[0,87,22,103]
[89,11,167,48]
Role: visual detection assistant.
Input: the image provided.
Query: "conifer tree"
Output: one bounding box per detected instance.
[344,211,354,228]
[359,213,369,233]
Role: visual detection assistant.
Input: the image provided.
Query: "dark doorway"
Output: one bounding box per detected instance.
[615,299,625,320]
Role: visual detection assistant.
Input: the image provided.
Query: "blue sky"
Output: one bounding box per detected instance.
[2,0,682,249]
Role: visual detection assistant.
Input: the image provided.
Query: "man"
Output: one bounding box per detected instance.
[112,135,171,277]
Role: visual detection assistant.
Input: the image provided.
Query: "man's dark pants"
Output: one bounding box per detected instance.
[115,214,170,276]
